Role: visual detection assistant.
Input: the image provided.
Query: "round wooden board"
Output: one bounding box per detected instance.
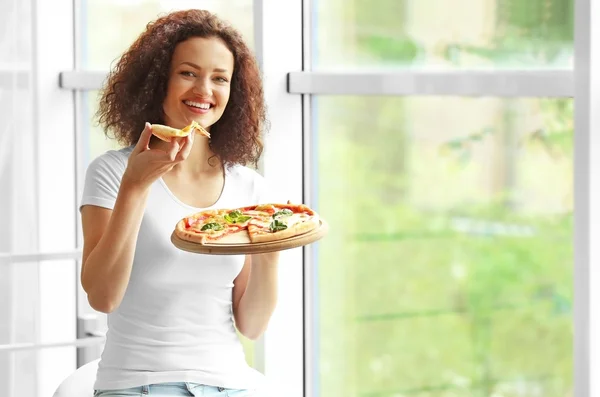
[171,220,329,255]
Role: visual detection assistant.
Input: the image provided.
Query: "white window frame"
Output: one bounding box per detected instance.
[288,70,574,97]
[251,1,304,396]
[573,0,599,395]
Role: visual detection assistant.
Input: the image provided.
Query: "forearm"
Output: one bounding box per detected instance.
[235,257,279,340]
[82,180,150,312]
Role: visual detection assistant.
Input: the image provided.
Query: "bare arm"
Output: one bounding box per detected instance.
[80,181,150,313]
[81,123,193,313]
[232,252,280,340]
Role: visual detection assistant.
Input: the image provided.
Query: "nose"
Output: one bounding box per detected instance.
[192,77,212,97]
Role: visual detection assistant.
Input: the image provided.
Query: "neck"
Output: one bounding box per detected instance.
[187,135,220,174]
[153,134,222,177]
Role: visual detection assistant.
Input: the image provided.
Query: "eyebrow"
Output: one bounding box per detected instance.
[180,61,229,73]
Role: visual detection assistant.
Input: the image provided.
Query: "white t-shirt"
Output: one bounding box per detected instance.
[80,146,282,391]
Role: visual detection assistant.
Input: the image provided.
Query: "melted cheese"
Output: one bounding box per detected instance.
[243,210,271,218]
[280,213,310,228]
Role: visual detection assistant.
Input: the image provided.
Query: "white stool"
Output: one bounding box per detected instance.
[52,359,99,397]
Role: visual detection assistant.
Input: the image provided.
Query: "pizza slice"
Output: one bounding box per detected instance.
[246,203,320,243]
[175,209,245,244]
[151,120,210,142]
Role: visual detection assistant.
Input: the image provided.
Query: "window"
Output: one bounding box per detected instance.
[303,0,577,396]
[313,0,574,69]
[3,0,599,396]
[311,96,572,395]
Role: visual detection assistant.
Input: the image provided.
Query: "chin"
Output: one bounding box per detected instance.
[199,116,223,129]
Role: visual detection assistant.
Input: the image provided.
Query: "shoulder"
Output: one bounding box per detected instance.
[88,146,133,171]
[85,146,133,178]
[80,146,134,210]
[83,146,134,189]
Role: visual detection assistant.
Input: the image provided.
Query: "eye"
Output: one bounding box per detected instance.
[214,76,229,83]
[180,70,196,77]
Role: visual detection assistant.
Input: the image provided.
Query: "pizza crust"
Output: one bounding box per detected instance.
[174,219,215,244]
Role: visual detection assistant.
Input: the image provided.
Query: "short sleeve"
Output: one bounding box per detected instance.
[79,151,127,211]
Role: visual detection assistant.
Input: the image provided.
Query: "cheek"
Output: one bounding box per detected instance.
[217,88,231,109]
[166,78,190,100]
[162,93,177,116]
[169,83,180,97]
[163,85,177,107]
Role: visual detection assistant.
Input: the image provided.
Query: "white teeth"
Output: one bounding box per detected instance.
[184,100,211,109]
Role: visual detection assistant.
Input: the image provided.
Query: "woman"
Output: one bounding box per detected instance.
[80,9,281,397]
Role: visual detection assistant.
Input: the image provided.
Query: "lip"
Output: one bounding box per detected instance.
[184,98,215,106]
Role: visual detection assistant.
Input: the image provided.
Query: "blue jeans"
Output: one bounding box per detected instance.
[94,382,257,396]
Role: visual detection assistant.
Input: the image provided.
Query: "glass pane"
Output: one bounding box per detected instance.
[313,0,574,69]
[0,350,37,397]
[79,90,121,169]
[0,264,38,397]
[311,96,573,396]
[0,259,79,397]
[78,0,254,69]
[0,0,39,395]
[1,346,78,397]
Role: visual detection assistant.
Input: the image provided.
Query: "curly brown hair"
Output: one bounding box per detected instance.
[96,9,266,167]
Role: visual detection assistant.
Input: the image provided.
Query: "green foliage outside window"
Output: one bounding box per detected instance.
[315,1,574,396]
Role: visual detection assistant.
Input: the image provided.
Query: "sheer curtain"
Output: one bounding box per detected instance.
[0,0,40,396]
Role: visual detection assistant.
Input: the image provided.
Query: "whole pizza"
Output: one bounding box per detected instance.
[175,202,320,245]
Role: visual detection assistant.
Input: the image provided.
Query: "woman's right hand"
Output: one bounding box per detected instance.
[122,122,193,189]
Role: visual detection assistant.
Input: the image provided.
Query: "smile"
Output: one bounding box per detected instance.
[183,100,213,114]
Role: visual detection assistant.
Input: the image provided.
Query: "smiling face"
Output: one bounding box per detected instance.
[162,36,235,131]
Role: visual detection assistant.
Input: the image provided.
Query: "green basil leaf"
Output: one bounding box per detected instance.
[225,214,251,224]
[201,222,223,231]
[228,210,243,218]
[269,219,288,232]
[273,209,293,219]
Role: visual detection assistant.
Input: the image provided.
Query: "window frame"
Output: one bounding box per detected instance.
[572,0,599,394]
[251,1,305,396]
[288,70,574,97]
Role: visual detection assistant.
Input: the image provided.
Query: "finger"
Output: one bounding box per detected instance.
[175,133,194,162]
[166,138,180,161]
[133,123,153,153]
